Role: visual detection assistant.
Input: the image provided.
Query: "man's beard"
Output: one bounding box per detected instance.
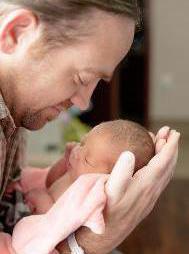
[21,111,47,131]
[20,107,62,131]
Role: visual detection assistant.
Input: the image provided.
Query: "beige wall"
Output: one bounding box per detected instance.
[149,0,189,121]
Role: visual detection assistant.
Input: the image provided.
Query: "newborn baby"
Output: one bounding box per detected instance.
[26,119,155,215]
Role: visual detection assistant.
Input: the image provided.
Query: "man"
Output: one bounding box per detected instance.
[0,0,180,253]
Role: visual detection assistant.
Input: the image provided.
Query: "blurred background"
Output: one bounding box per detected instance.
[26,1,189,253]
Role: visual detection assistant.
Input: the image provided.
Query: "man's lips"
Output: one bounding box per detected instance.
[54,101,73,113]
[53,106,64,114]
[64,100,73,109]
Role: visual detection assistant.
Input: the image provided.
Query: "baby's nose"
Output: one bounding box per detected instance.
[72,145,81,160]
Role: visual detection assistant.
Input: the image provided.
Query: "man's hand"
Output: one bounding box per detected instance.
[103,128,179,249]
[0,233,15,254]
[58,127,179,254]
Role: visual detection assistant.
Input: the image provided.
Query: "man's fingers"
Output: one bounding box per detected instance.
[155,126,170,143]
[155,138,167,154]
[151,145,178,208]
[105,151,135,206]
[146,130,180,180]
[149,131,179,166]
[149,132,155,143]
[120,137,179,217]
[159,143,179,192]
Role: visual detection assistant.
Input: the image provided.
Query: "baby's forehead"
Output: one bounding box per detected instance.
[87,125,111,140]
[86,124,131,157]
[87,127,123,155]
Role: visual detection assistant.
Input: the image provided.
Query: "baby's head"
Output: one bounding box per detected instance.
[68,120,155,180]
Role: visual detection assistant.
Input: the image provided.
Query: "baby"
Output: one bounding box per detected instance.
[26,119,155,215]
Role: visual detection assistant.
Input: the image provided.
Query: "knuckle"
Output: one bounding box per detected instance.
[141,181,153,196]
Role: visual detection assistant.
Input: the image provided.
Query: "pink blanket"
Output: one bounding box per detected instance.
[11,173,108,254]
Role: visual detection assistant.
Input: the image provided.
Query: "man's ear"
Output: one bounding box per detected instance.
[0,9,38,54]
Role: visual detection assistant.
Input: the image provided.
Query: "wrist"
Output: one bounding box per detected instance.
[75,227,111,254]
[67,233,85,254]
[56,239,71,254]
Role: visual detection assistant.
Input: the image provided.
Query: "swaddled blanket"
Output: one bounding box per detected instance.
[11,173,108,254]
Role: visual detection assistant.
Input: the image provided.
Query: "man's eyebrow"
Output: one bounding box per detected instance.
[85,68,113,82]
[101,74,113,82]
[98,71,113,82]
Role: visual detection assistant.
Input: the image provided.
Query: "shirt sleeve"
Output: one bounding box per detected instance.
[11,128,28,182]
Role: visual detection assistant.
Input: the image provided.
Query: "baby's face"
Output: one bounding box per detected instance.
[68,128,115,180]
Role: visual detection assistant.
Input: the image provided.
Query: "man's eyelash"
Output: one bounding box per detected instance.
[78,75,88,87]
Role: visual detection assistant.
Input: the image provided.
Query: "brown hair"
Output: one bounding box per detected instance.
[1,0,141,46]
[96,120,155,172]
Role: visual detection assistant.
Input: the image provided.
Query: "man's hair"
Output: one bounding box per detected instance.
[1,0,141,46]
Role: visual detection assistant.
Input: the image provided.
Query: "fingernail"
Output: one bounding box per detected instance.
[170,129,176,135]
[121,151,135,164]
[176,132,181,138]
[164,126,170,131]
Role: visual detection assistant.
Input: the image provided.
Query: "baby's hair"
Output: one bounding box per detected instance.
[95,119,155,172]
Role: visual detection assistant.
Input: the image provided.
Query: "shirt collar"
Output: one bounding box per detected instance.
[0,93,16,139]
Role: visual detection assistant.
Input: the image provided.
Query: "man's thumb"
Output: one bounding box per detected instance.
[105,151,135,205]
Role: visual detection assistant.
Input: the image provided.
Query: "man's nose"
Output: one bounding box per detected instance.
[71,82,97,110]
[71,94,90,111]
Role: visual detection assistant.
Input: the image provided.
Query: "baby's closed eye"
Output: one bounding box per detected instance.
[84,157,110,174]
[85,157,96,168]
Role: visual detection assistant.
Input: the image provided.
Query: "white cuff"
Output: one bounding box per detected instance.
[68,233,85,254]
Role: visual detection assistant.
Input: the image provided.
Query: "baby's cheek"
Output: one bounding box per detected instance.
[70,162,85,179]
[74,163,93,177]
[76,163,88,176]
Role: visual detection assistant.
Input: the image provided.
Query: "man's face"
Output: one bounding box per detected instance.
[0,9,135,130]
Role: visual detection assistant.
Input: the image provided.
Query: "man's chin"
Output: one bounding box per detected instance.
[20,108,61,131]
[22,123,45,131]
[21,119,48,131]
